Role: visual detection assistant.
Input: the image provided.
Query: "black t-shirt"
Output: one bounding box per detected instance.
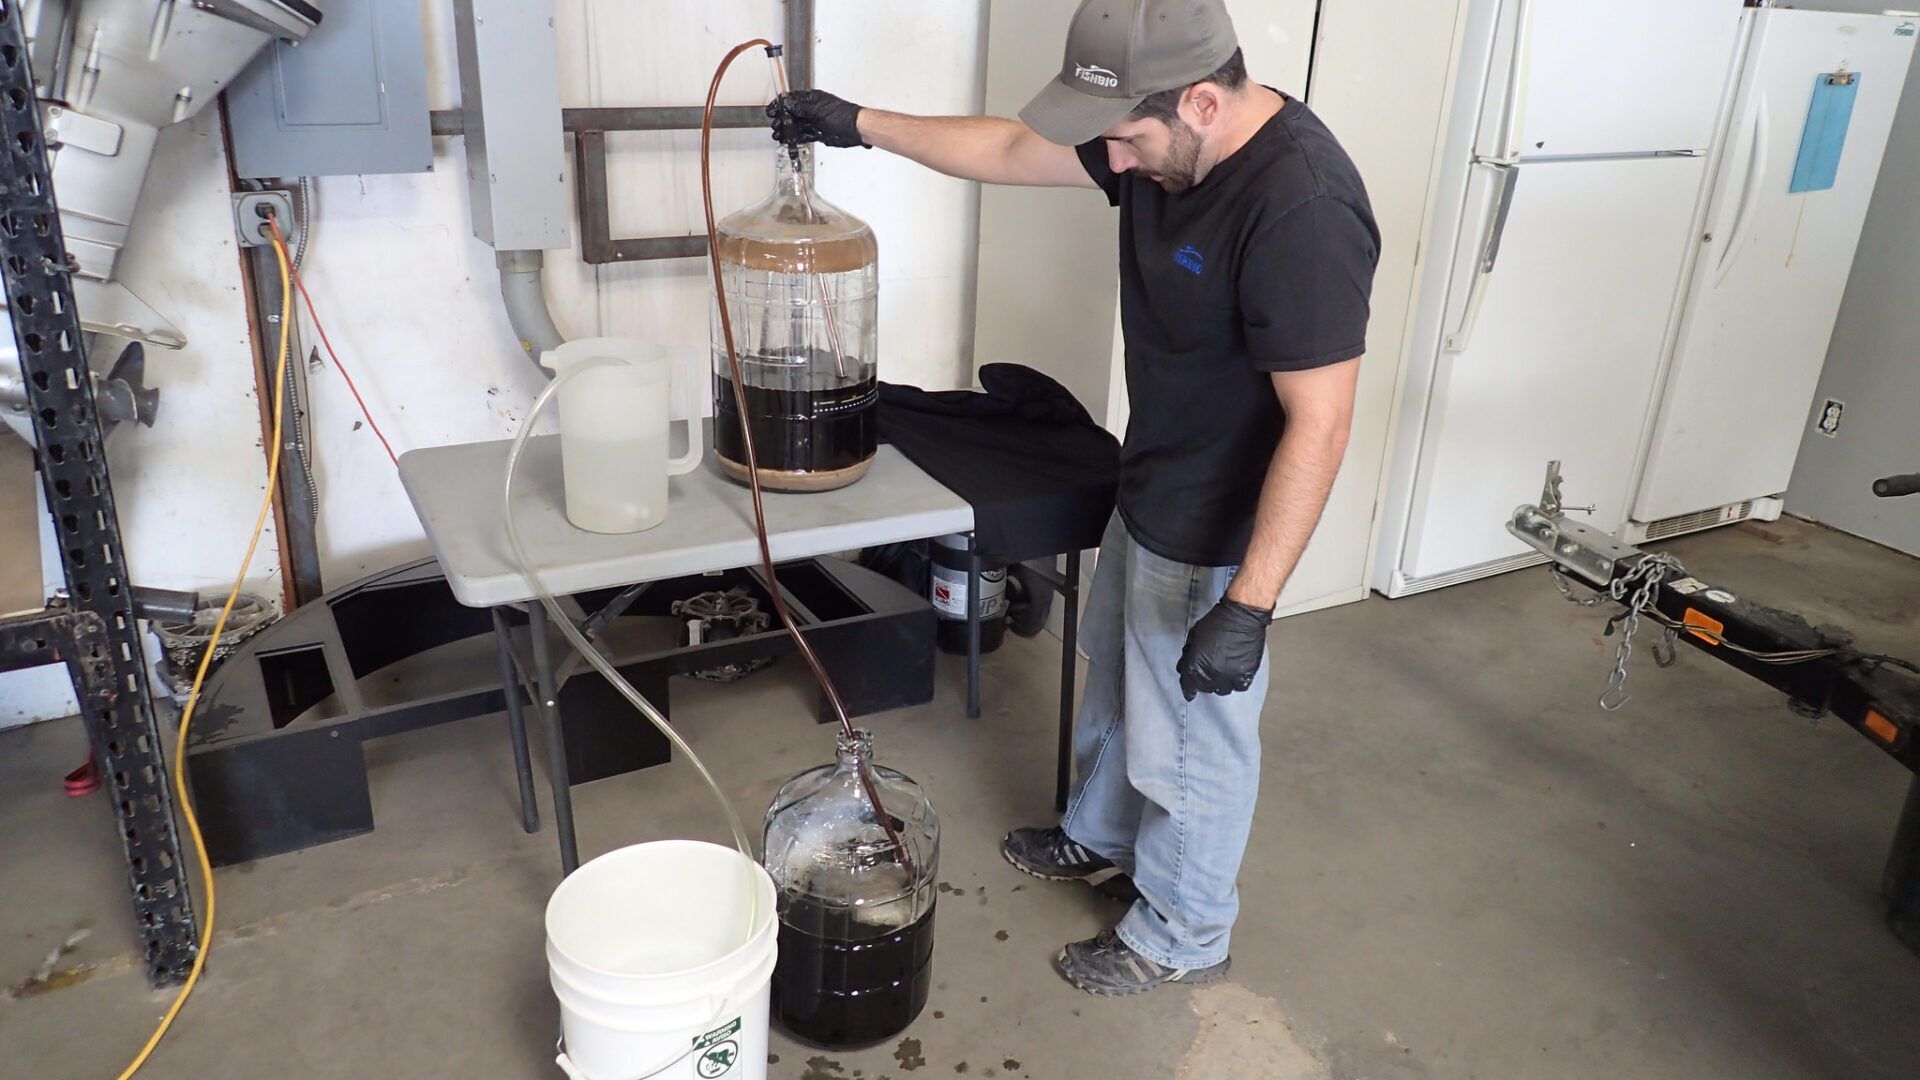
[1077,95,1379,567]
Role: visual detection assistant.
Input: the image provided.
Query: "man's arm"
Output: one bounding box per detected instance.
[857,110,1097,188]
[1225,360,1362,609]
[1172,359,1359,701]
[772,90,1094,187]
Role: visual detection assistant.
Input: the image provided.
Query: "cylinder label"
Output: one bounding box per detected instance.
[931,562,1007,619]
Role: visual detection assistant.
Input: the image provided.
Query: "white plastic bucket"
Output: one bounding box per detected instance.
[547,841,777,1080]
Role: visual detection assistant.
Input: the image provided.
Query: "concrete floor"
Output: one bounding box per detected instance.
[4,518,1919,1079]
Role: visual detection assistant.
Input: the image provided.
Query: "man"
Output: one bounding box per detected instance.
[773,0,1378,996]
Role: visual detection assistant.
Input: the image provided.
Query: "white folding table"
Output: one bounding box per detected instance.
[399,432,977,873]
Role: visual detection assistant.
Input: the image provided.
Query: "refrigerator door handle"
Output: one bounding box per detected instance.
[1445,162,1518,354]
[1480,163,1521,274]
[1713,94,1770,286]
[1493,0,1538,163]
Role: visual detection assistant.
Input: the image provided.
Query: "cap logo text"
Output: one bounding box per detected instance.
[1075,63,1120,89]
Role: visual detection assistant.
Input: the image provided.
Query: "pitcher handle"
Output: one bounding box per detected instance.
[666,346,705,476]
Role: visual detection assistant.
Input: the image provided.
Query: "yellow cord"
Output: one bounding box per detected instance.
[115,221,294,1079]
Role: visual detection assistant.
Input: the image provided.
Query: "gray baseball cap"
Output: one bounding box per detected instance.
[1020,0,1241,146]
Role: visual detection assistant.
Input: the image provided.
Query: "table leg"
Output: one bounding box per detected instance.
[1056,550,1081,814]
[530,603,580,875]
[491,607,540,834]
[967,532,982,719]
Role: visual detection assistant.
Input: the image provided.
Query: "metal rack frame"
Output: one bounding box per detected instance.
[0,0,198,986]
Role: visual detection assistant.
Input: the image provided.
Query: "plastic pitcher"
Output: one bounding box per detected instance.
[541,339,703,534]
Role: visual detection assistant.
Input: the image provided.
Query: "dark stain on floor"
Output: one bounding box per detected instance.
[802,1055,846,1080]
[994,929,1009,941]
[1002,1060,1021,1071]
[894,1037,927,1071]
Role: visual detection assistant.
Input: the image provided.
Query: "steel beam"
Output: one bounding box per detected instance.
[0,5,198,986]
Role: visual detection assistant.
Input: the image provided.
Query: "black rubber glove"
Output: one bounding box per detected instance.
[1176,599,1272,702]
[768,89,869,149]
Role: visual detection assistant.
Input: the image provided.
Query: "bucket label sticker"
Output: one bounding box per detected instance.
[692,1017,741,1051]
[694,1019,743,1078]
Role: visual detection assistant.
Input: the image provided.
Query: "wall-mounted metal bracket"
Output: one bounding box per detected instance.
[428,0,814,266]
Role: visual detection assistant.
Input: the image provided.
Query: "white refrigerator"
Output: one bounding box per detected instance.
[1372,0,1749,597]
[1629,8,1917,541]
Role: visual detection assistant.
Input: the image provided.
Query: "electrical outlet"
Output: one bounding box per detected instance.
[232,191,297,249]
[1816,398,1845,438]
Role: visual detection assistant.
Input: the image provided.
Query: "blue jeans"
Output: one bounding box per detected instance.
[1059,512,1270,969]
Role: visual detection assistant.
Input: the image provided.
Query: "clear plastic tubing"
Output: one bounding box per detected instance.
[501,357,755,864]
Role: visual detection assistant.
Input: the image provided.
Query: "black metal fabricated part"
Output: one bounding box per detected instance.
[1887,778,1920,952]
[1642,572,1920,953]
[1650,581,1920,772]
[432,0,814,266]
[131,585,202,624]
[187,555,935,866]
[1874,474,1920,499]
[0,3,198,986]
[429,105,767,139]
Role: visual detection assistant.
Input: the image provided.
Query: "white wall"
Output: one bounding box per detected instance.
[974,0,1125,422]
[3,0,989,725]
[298,0,987,589]
[1787,0,1920,555]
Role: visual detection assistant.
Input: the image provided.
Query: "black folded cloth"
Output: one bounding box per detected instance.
[878,364,1119,563]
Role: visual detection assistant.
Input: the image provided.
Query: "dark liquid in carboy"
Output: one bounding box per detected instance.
[713,370,877,478]
[771,897,935,1049]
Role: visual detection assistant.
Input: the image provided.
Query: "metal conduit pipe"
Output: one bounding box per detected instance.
[497,249,565,366]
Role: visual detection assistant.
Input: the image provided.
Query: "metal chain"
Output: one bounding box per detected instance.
[1551,553,1687,711]
[1550,566,1612,608]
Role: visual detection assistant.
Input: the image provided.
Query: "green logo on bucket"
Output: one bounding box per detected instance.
[696,1040,741,1078]
[694,1018,742,1076]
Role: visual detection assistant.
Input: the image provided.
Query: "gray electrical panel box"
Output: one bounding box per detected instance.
[226,0,432,179]
[450,0,571,250]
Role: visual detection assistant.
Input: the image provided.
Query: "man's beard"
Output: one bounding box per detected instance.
[1153,120,1204,194]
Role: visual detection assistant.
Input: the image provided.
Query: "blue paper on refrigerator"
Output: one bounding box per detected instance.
[1789,72,1860,194]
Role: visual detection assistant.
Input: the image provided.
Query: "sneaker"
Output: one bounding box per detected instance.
[1001,826,1124,886]
[1054,929,1231,997]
